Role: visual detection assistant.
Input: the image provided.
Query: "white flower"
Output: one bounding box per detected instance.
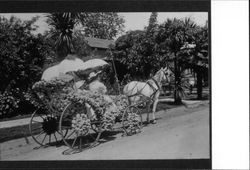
[76,114,80,118]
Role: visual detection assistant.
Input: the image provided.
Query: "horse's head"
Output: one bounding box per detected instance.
[162,66,173,83]
[154,68,167,83]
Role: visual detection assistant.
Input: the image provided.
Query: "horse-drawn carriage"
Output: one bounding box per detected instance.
[29,58,144,153]
[29,56,170,154]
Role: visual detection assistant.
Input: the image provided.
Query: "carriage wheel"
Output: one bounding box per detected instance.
[59,102,102,152]
[122,105,142,136]
[90,120,102,133]
[29,108,68,147]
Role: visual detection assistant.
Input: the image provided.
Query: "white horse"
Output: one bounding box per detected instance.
[123,67,170,124]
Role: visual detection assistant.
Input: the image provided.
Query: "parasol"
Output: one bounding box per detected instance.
[82,58,108,70]
[70,58,109,80]
[41,56,85,81]
[58,57,85,74]
[41,56,108,82]
[41,64,60,81]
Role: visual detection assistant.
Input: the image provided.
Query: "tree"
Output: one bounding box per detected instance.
[0,16,48,117]
[113,13,168,82]
[141,12,165,74]
[79,12,125,40]
[155,18,198,103]
[71,30,93,58]
[180,23,208,99]
[146,12,158,35]
[113,30,147,80]
[46,12,125,61]
[46,13,82,59]
[193,25,208,99]
[0,16,47,91]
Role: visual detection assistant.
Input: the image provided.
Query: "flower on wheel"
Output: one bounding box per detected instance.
[71,113,91,135]
[126,112,141,134]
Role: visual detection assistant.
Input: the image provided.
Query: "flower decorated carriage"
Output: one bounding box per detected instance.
[29,58,142,153]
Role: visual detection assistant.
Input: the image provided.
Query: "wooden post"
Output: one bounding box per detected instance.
[110,52,121,95]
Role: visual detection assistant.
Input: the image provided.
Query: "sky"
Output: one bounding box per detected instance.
[1,12,208,38]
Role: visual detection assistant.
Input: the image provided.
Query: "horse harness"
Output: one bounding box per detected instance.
[127,77,161,101]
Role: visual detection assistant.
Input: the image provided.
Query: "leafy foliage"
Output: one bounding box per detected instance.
[179,24,209,99]
[98,64,119,95]
[0,90,20,118]
[32,76,140,133]
[155,18,207,102]
[114,12,167,83]
[0,16,48,118]
[46,13,82,58]
[72,30,92,57]
[113,30,150,80]
[146,12,158,34]
[113,17,208,101]
[46,12,125,59]
[113,13,167,81]
[32,76,74,115]
[79,12,125,40]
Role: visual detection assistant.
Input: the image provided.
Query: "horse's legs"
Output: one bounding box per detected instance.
[151,98,158,124]
[146,103,151,123]
[151,92,160,124]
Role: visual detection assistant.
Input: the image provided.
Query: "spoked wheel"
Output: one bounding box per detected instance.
[122,105,142,136]
[90,120,102,133]
[59,102,102,153]
[29,108,68,148]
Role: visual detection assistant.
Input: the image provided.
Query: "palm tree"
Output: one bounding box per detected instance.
[184,25,208,99]
[46,13,82,59]
[156,18,186,104]
[155,18,201,103]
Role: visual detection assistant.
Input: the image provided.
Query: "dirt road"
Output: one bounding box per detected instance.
[1,104,210,160]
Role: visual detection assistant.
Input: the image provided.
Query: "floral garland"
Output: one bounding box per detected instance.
[32,78,74,93]
[67,90,117,131]
[109,95,142,135]
[71,113,91,135]
[32,78,74,115]
[126,112,142,135]
[32,78,142,135]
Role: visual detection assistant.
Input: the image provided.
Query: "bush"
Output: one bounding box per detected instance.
[0,89,38,119]
[99,65,121,95]
[0,91,20,118]
[0,16,48,119]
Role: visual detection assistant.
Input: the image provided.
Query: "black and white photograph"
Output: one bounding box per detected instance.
[0,11,210,161]
[0,0,220,167]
